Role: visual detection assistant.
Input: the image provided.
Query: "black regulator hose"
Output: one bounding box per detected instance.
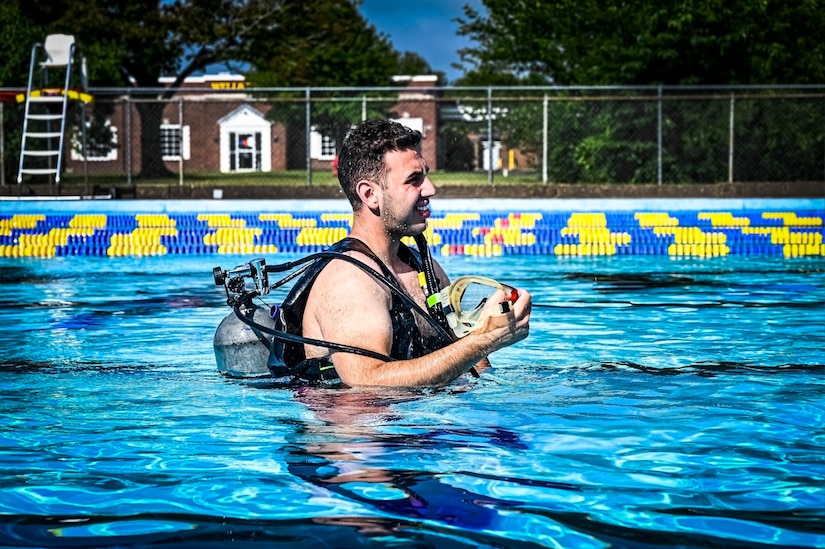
[232,303,395,363]
[414,234,452,336]
[414,234,479,378]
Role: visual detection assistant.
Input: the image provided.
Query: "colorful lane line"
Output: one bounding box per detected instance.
[0,210,823,258]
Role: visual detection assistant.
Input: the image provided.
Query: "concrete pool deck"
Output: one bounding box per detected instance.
[1,196,823,214]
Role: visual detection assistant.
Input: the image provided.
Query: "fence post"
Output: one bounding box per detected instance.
[81,100,89,194]
[362,95,367,121]
[542,94,548,185]
[728,92,735,183]
[0,102,4,186]
[80,57,89,194]
[305,87,312,187]
[126,93,132,187]
[487,86,493,186]
[178,97,184,187]
[657,86,663,185]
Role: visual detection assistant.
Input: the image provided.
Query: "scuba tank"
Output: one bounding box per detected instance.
[213,305,275,378]
[213,258,275,378]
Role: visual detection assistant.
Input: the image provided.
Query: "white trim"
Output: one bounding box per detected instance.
[2,198,821,213]
[158,73,245,85]
[182,125,190,160]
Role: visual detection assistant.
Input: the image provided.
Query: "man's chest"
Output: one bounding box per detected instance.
[394,269,428,310]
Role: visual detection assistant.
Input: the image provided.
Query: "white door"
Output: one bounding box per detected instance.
[481,140,502,170]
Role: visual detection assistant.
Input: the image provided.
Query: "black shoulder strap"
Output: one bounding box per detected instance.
[280,238,386,310]
[337,237,396,278]
[398,241,424,273]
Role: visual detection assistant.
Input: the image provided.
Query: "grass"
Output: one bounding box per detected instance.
[60,169,548,188]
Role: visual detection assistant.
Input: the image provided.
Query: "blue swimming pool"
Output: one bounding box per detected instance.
[1,235,823,547]
[0,247,825,547]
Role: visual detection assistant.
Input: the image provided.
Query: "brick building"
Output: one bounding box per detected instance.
[64,74,442,178]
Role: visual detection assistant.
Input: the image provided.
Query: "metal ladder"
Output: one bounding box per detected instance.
[17,34,78,192]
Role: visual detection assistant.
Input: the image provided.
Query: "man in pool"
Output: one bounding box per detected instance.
[273,119,531,388]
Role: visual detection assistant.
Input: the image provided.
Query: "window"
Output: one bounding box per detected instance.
[229,132,262,171]
[321,134,336,157]
[70,124,118,162]
[310,127,336,160]
[160,124,190,161]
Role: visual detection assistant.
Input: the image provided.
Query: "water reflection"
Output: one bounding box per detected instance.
[284,386,581,543]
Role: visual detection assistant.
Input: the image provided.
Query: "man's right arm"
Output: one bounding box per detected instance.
[305,258,531,387]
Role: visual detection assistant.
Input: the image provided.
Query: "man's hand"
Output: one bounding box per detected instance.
[471,288,532,350]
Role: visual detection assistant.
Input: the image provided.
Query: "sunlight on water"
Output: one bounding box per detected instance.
[1,253,824,547]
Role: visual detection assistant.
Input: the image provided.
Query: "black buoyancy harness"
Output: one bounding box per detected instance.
[267,237,452,383]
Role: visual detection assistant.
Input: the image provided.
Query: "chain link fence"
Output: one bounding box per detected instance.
[2,84,823,191]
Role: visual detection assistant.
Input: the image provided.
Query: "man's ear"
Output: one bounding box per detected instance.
[356,179,380,211]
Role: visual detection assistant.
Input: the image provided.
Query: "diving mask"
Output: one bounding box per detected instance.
[426,276,518,338]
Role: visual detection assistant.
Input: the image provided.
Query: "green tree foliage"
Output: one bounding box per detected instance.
[456,0,825,85]
[0,1,44,182]
[21,0,170,88]
[244,0,407,87]
[241,1,436,162]
[0,1,44,87]
[397,52,437,80]
[452,0,825,183]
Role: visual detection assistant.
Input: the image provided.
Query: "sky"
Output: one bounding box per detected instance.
[359,0,485,83]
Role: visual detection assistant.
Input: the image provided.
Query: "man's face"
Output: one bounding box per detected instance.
[377,148,435,237]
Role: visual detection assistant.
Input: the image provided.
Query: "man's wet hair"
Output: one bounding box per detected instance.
[337,119,422,210]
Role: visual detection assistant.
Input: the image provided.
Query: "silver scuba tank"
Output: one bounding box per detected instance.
[213,305,274,378]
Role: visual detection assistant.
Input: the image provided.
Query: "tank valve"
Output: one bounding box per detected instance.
[213,266,226,286]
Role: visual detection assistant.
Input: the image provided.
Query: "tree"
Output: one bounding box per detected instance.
[455,0,825,86]
[242,1,436,167]
[0,2,44,88]
[0,1,44,183]
[17,0,289,178]
[244,0,403,87]
[452,0,825,183]
[397,52,437,80]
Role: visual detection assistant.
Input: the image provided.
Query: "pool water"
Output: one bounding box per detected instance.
[1,253,823,548]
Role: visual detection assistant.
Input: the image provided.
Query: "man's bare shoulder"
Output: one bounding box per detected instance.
[302,249,395,367]
[307,251,390,311]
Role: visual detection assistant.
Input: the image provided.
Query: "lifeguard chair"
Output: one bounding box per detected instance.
[17,34,89,192]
